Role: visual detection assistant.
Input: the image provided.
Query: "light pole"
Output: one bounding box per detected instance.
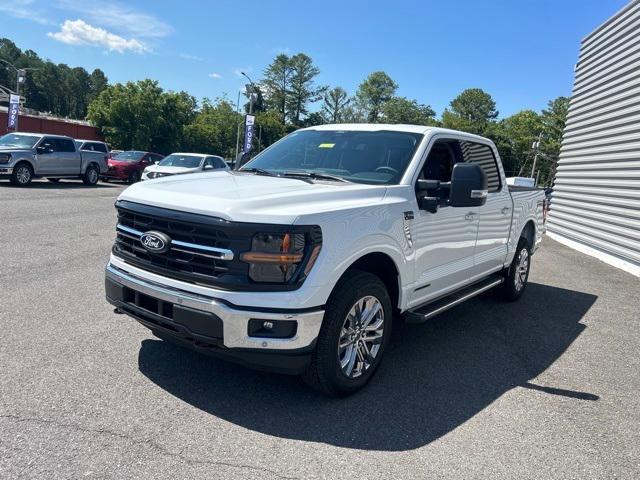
[240,71,256,115]
[0,59,29,97]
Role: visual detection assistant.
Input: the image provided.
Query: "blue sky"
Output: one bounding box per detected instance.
[0,0,630,117]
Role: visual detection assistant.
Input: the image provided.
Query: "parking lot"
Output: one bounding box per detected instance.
[0,179,638,479]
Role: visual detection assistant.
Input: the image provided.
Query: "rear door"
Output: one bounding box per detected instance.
[459,141,512,275]
[55,138,81,174]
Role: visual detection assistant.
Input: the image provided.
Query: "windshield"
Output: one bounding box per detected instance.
[0,133,40,149]
[158,154,203,168]
[113,151,146,162]
[242,130,423,184]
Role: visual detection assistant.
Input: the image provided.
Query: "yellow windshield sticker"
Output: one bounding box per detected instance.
[318,143,335,148]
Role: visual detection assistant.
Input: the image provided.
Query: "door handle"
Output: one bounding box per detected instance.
[501,207,511,215]
[465,212,478,221]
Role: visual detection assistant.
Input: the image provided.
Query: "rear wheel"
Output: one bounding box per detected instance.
[499,238,531,301]
[82,164,99,186]
[10,162,33,186]
[303,270,392,397]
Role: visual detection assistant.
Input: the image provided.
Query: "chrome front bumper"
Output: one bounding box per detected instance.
[0,167,13,175]
[105,263,324,351]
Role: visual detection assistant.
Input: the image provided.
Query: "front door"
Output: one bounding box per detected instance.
[34,137,59,175]
[409,139,479,308]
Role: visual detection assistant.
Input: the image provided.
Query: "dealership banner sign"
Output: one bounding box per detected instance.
[243,114,255,153]
[7,94,19,131]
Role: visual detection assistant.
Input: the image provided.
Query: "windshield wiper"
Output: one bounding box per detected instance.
[239,167,278,177]
[280,171,350,183]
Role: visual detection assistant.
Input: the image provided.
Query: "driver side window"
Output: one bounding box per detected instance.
[418,140,458,202]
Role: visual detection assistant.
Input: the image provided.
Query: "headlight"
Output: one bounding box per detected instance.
[240,228,322,283]
[0,153,11,164]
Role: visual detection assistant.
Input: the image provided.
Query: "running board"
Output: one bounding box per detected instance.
[405,275,504,324]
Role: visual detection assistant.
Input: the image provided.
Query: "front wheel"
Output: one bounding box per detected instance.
[499,238,531,301]
[10,163,33,186]
[128,170,141,184]
[303,270,392,397]
[82,164,99,186]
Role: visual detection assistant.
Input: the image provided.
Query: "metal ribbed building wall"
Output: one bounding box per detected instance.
[547,0,640,276]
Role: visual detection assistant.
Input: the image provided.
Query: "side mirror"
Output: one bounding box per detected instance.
[154,160,159,164]
[203,164,214,170]
[449,163,488,208]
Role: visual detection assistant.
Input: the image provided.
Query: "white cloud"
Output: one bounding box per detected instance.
[208,73,222,79]
[55,0,172,38]
[48,19,148,53]
[0,0,50,24]
[271,47,291,55]
[180,53,205,62]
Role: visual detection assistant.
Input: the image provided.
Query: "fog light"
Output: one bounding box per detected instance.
[248,319,297,339]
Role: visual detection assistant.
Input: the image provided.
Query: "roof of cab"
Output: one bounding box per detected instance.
[299,123,492,143]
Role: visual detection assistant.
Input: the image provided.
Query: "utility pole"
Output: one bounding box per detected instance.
[530,131,543,179]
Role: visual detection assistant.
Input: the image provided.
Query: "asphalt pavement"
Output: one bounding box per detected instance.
[1,178,638,479]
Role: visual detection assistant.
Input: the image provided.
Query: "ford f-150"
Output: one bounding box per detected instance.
[105,124,546,396]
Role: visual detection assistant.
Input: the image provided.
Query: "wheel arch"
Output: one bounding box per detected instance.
[335,251,402,313]
[520,219,536,249]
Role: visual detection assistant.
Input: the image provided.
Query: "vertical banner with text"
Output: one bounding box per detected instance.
[243,114,255,154]
[7,94,20,131]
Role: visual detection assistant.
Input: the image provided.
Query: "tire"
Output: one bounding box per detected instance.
[128,170,141,184]
[10,162,33,186]
[82,164,99,186]
[47,178,60,183]
[303,270,392,397]
[498,237,531,301]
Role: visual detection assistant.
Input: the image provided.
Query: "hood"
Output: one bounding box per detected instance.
[108,159,139,168]
[118,170,387,224]
[144,164,197,174]
[0,146,32,154]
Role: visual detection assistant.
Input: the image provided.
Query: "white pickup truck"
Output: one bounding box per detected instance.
[105,124,546,396]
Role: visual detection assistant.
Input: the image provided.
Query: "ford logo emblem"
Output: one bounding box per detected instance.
[140,231,171,253]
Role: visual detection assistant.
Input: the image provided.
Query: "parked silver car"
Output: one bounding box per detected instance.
[0,132,108,186]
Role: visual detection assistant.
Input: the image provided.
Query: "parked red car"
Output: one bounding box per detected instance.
[102,151,164,184]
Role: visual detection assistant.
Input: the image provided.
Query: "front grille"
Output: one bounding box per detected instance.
[114,201,251,288]
[112,200,322,292]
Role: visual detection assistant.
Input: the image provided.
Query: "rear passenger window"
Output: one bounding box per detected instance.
[459,141,501,192]
[92,143,108,153]
[56,139,77,153]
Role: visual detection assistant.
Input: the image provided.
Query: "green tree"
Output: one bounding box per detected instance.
[262,54,293,123]
[381,96,436,125]
[355,71,398,122]
[87,79,196,153]
[321,87,350,123]
[539,96,570,185]
[255,110,287,150]
[1,38,108,119]
[494,109,543,176]
[287,53,325,126]
[442,88,498,135]
[183,97,240,158]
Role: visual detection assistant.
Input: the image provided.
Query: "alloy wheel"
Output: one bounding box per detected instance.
[514,248,529,291]
[338,295,385,378]
[16,166,31,185]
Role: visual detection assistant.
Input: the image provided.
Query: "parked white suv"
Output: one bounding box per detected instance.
[141,153,227,180]
[105,125,546,396]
